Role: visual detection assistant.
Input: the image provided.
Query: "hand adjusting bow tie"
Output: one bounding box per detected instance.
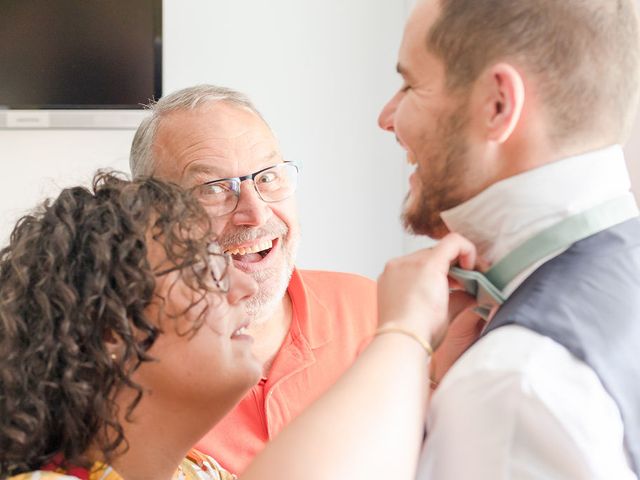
[448,195,639,321]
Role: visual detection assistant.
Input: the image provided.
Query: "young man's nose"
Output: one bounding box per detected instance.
[378,94,399,132]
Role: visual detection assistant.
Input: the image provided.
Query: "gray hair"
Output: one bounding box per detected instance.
[129,84,265,178]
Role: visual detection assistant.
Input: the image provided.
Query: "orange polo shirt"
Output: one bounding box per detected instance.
[194,268,377,474]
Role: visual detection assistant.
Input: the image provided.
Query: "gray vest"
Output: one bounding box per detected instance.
[483,218,640,474]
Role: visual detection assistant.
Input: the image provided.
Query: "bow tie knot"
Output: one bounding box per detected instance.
[449,267,503,321]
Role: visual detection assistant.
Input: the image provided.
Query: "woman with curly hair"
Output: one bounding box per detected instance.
[0,172,478,480]
[0,172,259,479]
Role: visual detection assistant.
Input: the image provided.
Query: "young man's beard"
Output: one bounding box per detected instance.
[402,103,471,239]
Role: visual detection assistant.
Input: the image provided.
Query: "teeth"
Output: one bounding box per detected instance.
[233,326,248,336]
[226,239,273,256]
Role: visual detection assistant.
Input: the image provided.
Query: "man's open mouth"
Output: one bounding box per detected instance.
[225,238,275,264]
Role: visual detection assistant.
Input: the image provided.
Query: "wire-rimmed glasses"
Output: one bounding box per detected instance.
[191,161,299,217]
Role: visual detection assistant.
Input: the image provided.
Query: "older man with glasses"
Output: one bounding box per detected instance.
[129,84,377,475]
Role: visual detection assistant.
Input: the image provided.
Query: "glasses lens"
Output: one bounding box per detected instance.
[254,163,298,202]
[194,181,238,216]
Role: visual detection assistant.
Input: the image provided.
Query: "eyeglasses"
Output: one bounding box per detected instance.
[191,161,299,217]
[155,243,231,293]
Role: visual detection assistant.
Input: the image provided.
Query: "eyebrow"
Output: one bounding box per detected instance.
[186,163,221,178]
[396,63,414,82]
[185,150,281,180]
[262,150,279,163]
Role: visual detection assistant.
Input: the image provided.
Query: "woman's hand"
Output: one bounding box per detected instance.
[377,233,477,349]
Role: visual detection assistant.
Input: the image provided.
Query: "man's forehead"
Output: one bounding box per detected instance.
[403,0,439,52]
[157,103,270,143]
[153,103,281,180]
[398,0,443,77]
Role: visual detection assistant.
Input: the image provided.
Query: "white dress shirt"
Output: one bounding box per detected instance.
[416,146,638,480]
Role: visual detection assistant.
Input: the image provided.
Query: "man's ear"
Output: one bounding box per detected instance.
[476,63,525,144]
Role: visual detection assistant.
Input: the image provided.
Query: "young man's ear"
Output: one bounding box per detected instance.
[476,63,525,144]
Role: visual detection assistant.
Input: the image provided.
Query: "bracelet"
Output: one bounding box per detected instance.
[375,322,434,356]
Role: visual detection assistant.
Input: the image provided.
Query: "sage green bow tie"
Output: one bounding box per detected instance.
[448,195,638,321]
[449,267,504,320]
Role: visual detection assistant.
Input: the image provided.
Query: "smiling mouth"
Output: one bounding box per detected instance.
[231,322,254,342]
[232,325,249,337]
[225,238,275,264]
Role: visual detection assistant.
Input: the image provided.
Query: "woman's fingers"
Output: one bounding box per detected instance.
[377,233,478,346]
[431,232,477,271]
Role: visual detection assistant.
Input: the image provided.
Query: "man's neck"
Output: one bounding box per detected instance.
[248,292,294,377]
[441,145,628,264]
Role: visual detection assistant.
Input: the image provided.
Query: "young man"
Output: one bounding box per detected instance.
[379,0,640,478]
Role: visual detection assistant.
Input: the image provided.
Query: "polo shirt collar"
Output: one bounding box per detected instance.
[287,268,333,349]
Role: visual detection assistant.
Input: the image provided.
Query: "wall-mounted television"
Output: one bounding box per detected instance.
[0,0,162,129]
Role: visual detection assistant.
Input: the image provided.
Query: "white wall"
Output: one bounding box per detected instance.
[0,130,134,242]
[1,0,639,279]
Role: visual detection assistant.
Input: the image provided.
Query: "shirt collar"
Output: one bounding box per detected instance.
[287,268,333,349]
[441,145,633,264]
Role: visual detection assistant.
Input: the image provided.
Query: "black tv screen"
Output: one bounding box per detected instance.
[0,0,162,109]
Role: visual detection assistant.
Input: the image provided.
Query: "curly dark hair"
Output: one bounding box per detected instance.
[0,171,218,477]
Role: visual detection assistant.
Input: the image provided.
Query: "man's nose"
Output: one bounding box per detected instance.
[378,94,398,132]
[231,181,271,226]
